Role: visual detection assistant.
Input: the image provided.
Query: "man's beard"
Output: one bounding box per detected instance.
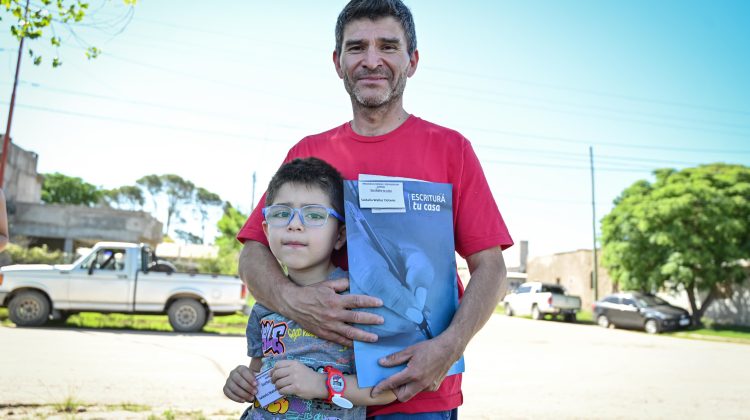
[343,68,407,109]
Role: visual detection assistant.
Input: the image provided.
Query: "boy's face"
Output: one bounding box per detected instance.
[262,182,346,275]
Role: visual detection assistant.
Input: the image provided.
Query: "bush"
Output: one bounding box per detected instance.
[2,244,67,265]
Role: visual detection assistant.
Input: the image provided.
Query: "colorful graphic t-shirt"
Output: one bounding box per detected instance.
[242,268,364,420]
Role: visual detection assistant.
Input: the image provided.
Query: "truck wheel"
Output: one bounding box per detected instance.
[597,314,610,328]
[564,313,576,323]
[644,319,660,334]
[504,303,514,317]
[8,291,50,327]
[168,299,207,333]
[531,305,543,320]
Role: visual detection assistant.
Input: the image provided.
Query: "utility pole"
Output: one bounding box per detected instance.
[0,0,31,188]
[250,171,257,211]
[589,146,599,301]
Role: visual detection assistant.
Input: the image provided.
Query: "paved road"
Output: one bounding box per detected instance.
[1,315,748,418]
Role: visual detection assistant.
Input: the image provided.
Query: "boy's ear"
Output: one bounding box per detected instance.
[334,224,347,250]
[262,221,270,240]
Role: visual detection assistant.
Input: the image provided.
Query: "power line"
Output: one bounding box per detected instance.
[423,65,750,117]
[467,127,750,155]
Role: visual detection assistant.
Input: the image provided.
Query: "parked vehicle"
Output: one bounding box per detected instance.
[0,242,248,332]
[592,292,691,334]
[502,281,581,322]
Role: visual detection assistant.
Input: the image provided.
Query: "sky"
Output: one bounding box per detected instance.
[1,0,749,262]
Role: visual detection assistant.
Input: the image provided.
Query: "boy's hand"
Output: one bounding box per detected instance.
[223,365,258,403]
[271,360,327,400]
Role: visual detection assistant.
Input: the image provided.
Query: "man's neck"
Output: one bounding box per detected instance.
[350,101,410,137]
[287,262,337,287]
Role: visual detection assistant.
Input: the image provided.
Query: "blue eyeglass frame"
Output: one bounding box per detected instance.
[262,204,345,227]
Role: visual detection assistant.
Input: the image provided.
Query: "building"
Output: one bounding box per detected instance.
[526,249,616,311]
[527,248,750,326]
[1,140,162,258]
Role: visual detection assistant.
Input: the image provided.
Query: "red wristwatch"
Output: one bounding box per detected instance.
[324,366,353,409]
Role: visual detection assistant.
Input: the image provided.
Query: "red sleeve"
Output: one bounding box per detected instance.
[453,139,513,257]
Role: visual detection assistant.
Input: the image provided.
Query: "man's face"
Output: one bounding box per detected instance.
[334,17,418,109]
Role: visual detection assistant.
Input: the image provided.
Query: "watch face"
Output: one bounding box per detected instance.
[330,374,345,393]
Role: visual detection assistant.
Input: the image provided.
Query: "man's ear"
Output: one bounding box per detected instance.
[333,50,344,79]
[407,49,419,78]
[334,224,347,250]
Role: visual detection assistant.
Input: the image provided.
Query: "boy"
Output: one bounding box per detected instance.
[223,157,396,419]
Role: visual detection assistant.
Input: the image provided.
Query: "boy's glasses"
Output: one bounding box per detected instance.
[262,204,344,228]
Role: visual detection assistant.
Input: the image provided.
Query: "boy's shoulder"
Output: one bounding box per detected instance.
[249,302,274,319]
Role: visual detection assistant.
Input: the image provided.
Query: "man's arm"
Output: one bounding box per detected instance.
[239,241,384,346]
[372,246,507,401]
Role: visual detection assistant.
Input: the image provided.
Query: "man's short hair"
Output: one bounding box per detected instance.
[335,0,417,57]
[265,157,345,218]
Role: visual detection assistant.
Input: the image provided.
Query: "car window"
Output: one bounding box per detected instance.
[516,286,531,294]
[636,295,669,307]
[603,296,620,304]
[622,298,637,307]
[80,248,126,272]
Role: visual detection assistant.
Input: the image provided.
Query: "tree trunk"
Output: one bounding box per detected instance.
[686,284,718,328]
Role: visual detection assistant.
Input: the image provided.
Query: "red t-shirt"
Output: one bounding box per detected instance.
[237,115,513,415]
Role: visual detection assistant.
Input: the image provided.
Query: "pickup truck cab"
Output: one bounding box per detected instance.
[502,281,581,322]
[0,242,248,332]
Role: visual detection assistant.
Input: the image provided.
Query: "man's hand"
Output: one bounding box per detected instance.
[271,360,326,400]
[371,334,461,402]
[287,277,384,347]
[223,365,258,403]
[240,241,384,347]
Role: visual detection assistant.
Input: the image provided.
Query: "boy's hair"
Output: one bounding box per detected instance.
[335,0,417,57]
[265,157,345,218]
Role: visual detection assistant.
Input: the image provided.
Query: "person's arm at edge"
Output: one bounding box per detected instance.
[372,246,507,401]
[239,241,384,346]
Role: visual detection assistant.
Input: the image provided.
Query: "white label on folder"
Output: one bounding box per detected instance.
[358,181,405,209]
[255,367,283,408]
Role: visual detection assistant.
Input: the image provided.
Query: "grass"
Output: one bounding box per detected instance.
[106,402,152,412]
[494,305,750,343]
[0,297,255,335]
[52,396,86,413]
[0,399,216,420]
[667,324,750,343]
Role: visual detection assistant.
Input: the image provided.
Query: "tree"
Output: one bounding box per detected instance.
[136,174,162,214]
[1,0,136,67]
[160,174,194,236]
[41,172,101,206]
[102,185,144,210]
[601,163,750,325]
[199,202,247,275]
[194,187,222,244]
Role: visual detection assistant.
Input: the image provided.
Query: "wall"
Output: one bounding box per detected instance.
[526,249,616,311]
[1,141,42,203]
[10,202,163,252]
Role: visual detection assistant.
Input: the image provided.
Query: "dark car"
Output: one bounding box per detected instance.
[592,292,691,334]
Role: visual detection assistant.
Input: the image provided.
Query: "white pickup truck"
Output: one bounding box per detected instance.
[502,281,581,322]
[0,242,248,332]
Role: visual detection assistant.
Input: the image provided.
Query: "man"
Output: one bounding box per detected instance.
[233,0,513,417]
